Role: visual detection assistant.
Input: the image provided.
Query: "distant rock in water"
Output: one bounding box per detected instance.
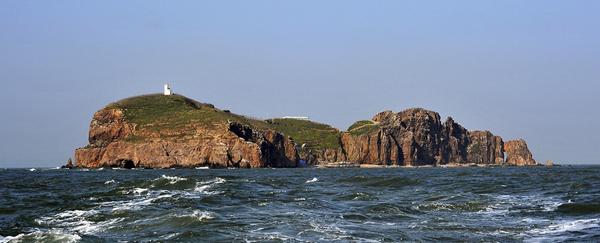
[75,94,537,168]
[61,158,74,169]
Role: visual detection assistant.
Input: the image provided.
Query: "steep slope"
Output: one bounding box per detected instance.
[75,94,298,168]
[339,109,535,166]
[504,139,537,166]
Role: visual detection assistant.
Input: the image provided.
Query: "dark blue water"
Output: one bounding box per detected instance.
[1,166,599,242]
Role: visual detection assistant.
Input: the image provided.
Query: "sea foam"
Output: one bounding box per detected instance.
[0,230,81,243]
[155,175,188,184]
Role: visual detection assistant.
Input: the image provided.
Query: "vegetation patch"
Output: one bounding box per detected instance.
[347,123,380,136]
[266,118,341,150]
[106,94,271,140]
[104,94,345,149]
[347,120,375,131]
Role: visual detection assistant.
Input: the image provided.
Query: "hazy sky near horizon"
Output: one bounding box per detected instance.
[1,1,599,167]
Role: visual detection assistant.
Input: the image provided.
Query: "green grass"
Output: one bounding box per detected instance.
[347,124,380,136]
[266,118,341,150]
[103,94,343,149]
[106,94,271,139]
[346,120,379,136]
[347,120,375,131]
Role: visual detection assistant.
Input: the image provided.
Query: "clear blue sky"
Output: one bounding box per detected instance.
[1,1,599,167]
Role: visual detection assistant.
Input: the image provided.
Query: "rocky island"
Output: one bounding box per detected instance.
[75,93,537,168]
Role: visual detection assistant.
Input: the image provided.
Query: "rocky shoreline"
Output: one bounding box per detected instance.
[74,94,538,169]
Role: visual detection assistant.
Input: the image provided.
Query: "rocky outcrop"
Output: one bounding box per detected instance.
[338,109,530,166]
[441,117,470,164]
[340,132,383,165]
[504,139,536,166]
[74,94,536,168]
[88,109,134,147]
[466,131,504,165]
[75,106,298,168]
[61,158,74,169]
[341,109,470,166]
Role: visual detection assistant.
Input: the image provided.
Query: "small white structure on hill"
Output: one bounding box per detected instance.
[281,116,310,121]
[163,84,173,96]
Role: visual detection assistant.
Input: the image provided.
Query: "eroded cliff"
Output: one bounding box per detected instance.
[75,94,537,168]
[75,94,298,168]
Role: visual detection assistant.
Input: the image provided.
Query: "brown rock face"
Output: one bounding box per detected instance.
[75,108,298,168]
[75,94,536,168]
[442,117,470,164]
[88,109,134,147]
[466,131,505,165]
[341,108,462,166]
[340,132,383,165]
[504,139,536,166]
[340,108,527,166]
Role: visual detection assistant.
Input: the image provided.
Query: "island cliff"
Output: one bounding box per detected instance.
[75,94,537,168]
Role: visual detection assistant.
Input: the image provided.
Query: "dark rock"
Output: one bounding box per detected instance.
[61,158,74,169]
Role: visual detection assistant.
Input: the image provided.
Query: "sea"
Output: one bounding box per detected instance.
[0,166,599,242]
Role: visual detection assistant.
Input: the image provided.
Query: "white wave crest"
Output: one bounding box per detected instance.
[193,177,226,194]
[186,210,214,221]
[479,194,563,216]
[155,175,188,184]
[527,218,600,238]
[35,209,123,236]
[0,230,81,243]
[104,179,116,185]
[109,192,173,211]
[306,177,318,183]
[130,188,148,195]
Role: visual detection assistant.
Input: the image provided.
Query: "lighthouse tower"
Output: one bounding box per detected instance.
[163,84,173,96]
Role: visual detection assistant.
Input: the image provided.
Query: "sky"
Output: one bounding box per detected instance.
[1,1,599,167]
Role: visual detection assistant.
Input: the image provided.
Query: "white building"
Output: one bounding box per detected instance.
[163,84,173,95]
[281,116,310,120]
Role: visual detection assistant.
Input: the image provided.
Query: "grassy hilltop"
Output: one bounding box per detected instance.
[103,94,343,150]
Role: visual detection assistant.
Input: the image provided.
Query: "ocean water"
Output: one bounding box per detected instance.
[0,166,599,242]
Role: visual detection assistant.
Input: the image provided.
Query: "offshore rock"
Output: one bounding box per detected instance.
[61,158,74,169]
[504,139,537,166]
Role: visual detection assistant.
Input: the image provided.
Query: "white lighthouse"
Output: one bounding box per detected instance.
[163,84,173,96]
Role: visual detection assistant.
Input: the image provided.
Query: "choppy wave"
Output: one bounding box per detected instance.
[155,175,188,184]
[556,203,600,215]
[1,166,599,241]
[525,218,600,242]
[1,229,81,243]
